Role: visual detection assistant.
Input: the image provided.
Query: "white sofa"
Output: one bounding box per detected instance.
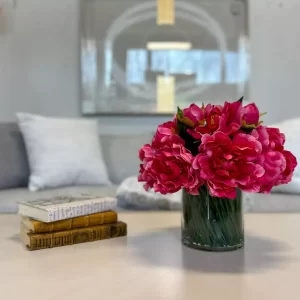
[0,123,298,213]
[0,124,153,213]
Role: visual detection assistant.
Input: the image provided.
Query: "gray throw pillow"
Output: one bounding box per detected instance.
[17,113,111,191]
[0,123,29,189]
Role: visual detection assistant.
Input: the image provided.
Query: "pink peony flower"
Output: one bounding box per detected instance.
[187,126,211,140]
[251,126,269,150]
[233,160,265,193]
[138,135,203,194]
[199,131,232,154]
[155,121,178,139]
[231,133,262,162]
[275,150,298,185]
[252,126,285,152]
[205,104,223,131]
[185,167,204,195]
[218,101,243,135]
[266,127,285,151]
[251,125,297,192]
[187,104,223,140]
[139,102,297,198]
[138,143,154,162]
[207,179,237,199]
[193,132,264,198]
[256,151,287,193]
[241,103,260,126]
[151,121,183,147]
[177,104,205,128]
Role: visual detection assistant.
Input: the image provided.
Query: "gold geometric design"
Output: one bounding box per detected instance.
[157,76,175,113]
[157,0,175,25]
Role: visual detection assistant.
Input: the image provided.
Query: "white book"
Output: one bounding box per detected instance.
[18,195,117,223]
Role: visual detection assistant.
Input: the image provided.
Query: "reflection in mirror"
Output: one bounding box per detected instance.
[80,0,249,115]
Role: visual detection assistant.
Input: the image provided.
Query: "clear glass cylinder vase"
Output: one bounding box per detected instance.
[182,186,244,252]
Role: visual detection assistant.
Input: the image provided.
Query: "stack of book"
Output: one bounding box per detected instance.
[18,195,127,251]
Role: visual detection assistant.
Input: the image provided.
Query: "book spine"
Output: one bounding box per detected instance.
[47,198,117,222]
[26,211,118,233]
[25,222,127,251]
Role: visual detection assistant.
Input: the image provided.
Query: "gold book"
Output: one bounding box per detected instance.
[21,211,118,233]
[20,222,127,251]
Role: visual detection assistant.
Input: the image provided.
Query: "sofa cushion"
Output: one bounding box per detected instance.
[17,113,111,191]
[0,185,118,214]
[114,176,300,212]
[244,192,300,212]
[270,118,300,194]
[0,123,29,189]
[116,176,182,210]
[100,133,154,184]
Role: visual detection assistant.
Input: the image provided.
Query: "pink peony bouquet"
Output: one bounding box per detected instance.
[138,99,298,199]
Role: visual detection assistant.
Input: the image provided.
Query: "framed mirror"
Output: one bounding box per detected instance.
[80,0,249,115]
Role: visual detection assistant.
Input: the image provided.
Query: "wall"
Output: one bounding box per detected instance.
[0,12,13,122]
[0,0,169,134]
[0,0,80,120]
[250,0,300,124]
[1,0,299,132]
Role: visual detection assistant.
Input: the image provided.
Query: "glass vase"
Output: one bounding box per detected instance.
[182,186,244,252]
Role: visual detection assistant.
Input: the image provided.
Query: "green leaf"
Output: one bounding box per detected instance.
[177,107,183,118]
[237,96,244,103]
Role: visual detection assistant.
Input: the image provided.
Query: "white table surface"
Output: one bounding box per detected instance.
[0,212,299,300]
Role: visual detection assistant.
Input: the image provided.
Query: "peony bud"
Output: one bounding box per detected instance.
[243,103,259,124]
[242,103,266,129]
[176,104,205,128]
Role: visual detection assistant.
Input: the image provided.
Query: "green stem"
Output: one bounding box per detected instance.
[182,186,244,252]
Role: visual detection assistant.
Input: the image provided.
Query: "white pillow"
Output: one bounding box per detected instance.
[16,113,111,191]
[116,176,182,210]
[270,118,300,193]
